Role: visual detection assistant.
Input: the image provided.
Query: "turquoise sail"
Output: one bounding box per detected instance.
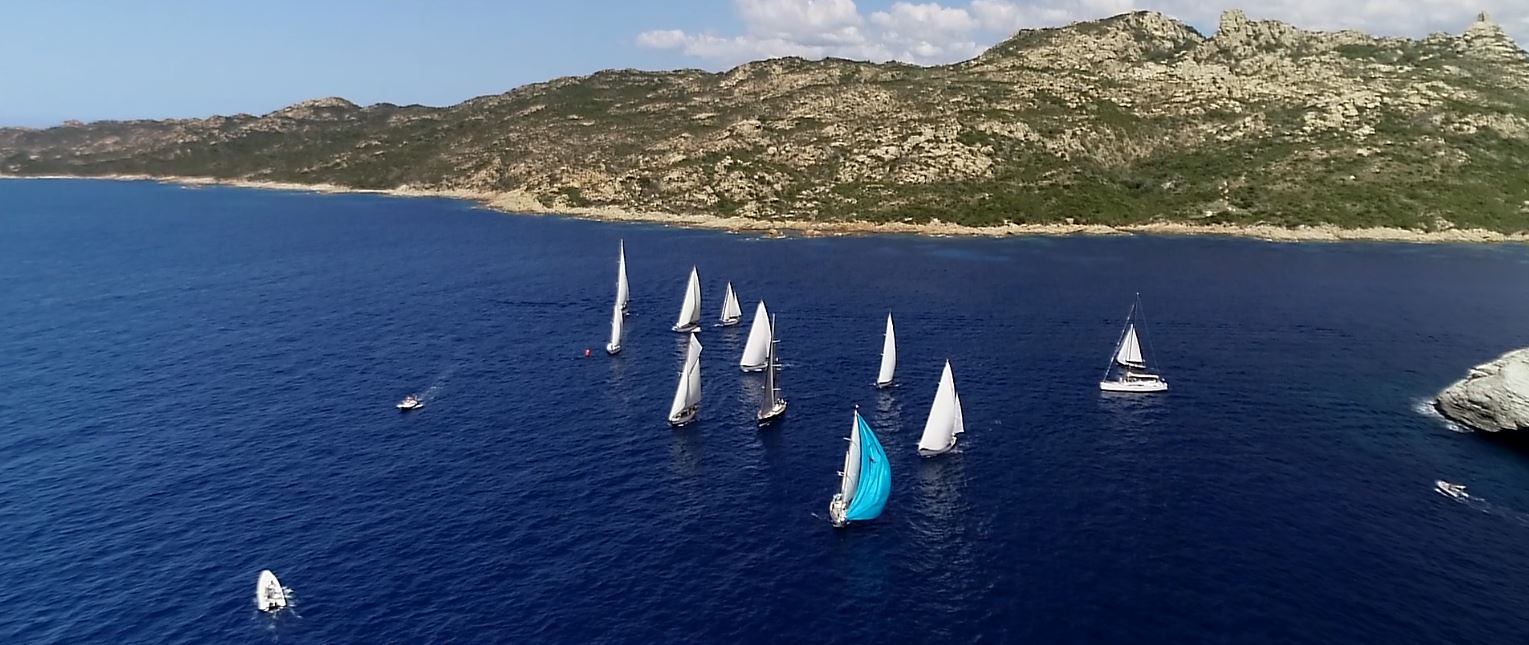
[845,412,892,522]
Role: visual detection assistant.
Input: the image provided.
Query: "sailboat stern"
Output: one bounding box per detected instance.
[668,405,698,427]
[757,399,788,426]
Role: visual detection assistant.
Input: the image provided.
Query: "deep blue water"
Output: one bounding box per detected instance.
[4,178,1529,643]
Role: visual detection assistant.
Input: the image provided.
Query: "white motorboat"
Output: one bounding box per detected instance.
[255,569,288,612]
[396,395,423,411]
[1435,480,1469,500]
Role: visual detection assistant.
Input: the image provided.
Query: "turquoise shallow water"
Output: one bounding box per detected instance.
[3,178,1529,643]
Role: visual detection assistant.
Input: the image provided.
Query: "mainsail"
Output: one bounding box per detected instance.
[918,360,964,455]
[760,315,780,417]
[739,301,771,370]
[669,335,702,418]
[720,282,742,323]
[876,313,897,386]
[673,266,701,330]
[842,410,891,522]
[1115,324,1145,368]
[616,240,629,313]
[607,302,623,350]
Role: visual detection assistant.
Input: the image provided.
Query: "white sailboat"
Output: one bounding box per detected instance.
[605,301,623,355]
[739,301,771,372]
[875,313,896,388]
[718,282,742,326]
[616,240,629,314]
[671,266,702,333]
[1099,294,1168,393]
[917,360,965,457]
[668,335,702,426]
[255,569,288,612]
[757,314,787,425]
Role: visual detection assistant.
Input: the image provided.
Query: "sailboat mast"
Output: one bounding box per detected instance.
[762,315,779,414]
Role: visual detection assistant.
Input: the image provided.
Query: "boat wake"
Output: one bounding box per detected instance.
[1434,480,1529,526]
[1414,397,1469,433]
[417,367,456,404]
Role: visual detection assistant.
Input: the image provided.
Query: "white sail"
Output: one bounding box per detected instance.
[685,336,702,405]
[918,361,961,454]
[839,412,862,503]
[739,301,771,370]
[720,282,742,322]
[1116,324,1145,368]
[616,240,629,313]
[673,266,701,330]
[607,302,623,349]
[669,336,702,417]
[876,314,897,386]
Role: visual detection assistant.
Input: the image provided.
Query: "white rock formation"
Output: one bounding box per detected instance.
[1436,347,1529,432]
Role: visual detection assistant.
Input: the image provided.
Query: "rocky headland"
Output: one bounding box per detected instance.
[1436,348,1529,432]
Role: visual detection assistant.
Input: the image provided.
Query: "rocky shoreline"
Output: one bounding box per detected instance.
[1437,348,1529,433]
[6,173,1529,244]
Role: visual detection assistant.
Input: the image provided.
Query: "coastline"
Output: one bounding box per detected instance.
[5,173,1527,244]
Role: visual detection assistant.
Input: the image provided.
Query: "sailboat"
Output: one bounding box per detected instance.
[917,360,965,457]
[718,282,742,326]
[605,301,623,355]
[739,301,771,371]
[671,266,702,333]
[1099,294,1168,393]
[829,408,892,528]
[255,569,288,612]
[875,313,896,388]
[757,314,787,425]
[616,240,630,314]
[667,335,702,426]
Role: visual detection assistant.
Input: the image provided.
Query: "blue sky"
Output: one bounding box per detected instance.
[2,0,1519,126]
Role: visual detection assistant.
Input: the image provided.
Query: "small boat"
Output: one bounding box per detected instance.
[718,282,742,326]
[829,408,892,528]
[396,395,423,411]
[757,314,787,425]
[616,240,630,315]
[255,569,288,612]
[605,301,623,355]
[671,266,702,333]
[875,313,896,388]
[739,301,771,372]
[1435,480,1469,499]
[667,335,702,426]
[917,360,965,457]
[1099,293,1168,393]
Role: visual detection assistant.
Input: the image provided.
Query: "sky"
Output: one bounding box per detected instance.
[2,0,1523,127]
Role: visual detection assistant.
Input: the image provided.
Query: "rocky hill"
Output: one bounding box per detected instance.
[5,10,1529,233]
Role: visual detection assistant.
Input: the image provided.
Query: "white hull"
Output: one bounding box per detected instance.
[829,494,848,528]
[1435,480,1468,499]
[1099,379,1168,393]
[717,318,740,327]
[256,570,287,612]
[875,380,893,389]
[668,406,698,427]
[672,323,700,333]
[918,439,956,458]
[740,363,766,373]
[757,400,788,425]
[605,343,621,355]
[396,400,423,411]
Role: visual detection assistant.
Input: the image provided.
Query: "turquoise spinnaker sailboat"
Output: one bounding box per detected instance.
[829,409,891,527]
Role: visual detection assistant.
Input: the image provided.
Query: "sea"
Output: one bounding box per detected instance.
[3,178,1529,644]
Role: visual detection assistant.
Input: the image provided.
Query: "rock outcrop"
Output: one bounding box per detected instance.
[2,9,1529,232]
[1436,348,1529,432]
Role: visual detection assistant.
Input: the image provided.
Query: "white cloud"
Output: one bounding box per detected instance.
[635,0,1529,68]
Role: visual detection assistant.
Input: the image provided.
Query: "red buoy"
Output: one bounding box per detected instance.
[584,348,592,358]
